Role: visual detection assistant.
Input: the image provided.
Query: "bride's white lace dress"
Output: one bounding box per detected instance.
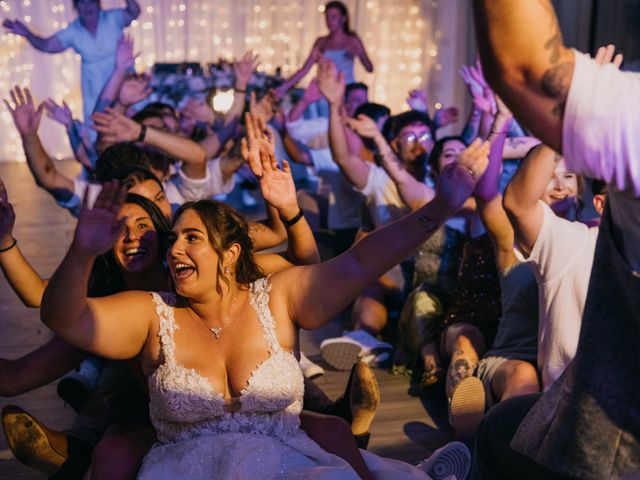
[138,278,430,479]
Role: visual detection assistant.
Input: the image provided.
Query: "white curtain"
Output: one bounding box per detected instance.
[0,0,474,162]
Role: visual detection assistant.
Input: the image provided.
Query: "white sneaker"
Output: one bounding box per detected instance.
[299,352,325,379]
[320,330,393,371]
[417,441,471,480]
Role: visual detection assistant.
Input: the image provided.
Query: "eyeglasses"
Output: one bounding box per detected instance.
[399,132,432,147]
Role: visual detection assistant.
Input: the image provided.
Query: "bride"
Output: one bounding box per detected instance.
[40,126,489,479]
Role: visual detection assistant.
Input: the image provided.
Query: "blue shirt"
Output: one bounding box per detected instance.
[55,9,131,121]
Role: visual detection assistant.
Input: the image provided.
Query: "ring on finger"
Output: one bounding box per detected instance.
[467,168,475,178]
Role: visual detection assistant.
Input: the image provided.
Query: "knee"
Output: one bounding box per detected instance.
[91,434,141,480]
[503,362,539,392]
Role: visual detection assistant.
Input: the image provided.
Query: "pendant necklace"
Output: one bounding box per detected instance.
[207,291,240,340]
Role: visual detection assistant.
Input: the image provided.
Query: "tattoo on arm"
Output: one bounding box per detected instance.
[539,0,572,116]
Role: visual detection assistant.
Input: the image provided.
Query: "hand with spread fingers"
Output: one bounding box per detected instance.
[44,98,73,128]
[594,44,623,68]
[346,113,380,139]
[435,138,490,213]
[118,74,152,108]
[241,111,271,177]
[249,90,277,126]
[434,106,460,129]
[406,89,429,112]
[4,86,44,136]
[115,34,137,72]
[256,149,298,218]
[92,107,141,143]
[72,181,128,257]
[0,177,16,247]
[234,51,260,91]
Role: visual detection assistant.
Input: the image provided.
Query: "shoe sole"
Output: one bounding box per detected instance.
[1,407,67,475]
[350,362,381,438]
[425,441,471,480]
[320,342,362,371]
[449,376,486,441]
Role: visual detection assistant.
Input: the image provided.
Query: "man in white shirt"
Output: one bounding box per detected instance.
[471,1,640,478]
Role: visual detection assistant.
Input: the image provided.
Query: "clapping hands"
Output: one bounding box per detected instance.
[460,58,496,115]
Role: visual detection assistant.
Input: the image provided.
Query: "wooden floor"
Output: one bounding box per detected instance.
[0,161,453,479]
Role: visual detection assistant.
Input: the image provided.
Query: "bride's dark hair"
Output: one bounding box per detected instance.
[173,200,264,295]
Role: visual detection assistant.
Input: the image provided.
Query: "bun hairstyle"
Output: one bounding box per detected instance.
[173,200,264,295]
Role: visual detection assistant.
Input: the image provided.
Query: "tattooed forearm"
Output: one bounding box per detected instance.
[541,62,573,116]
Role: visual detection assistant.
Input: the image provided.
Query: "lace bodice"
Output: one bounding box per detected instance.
[148,278,304,444]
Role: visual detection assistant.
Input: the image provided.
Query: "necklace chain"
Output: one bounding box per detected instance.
[204,291,240,340]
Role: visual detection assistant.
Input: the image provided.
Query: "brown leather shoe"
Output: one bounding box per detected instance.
[1,405,69,475]
[349,361,381,438]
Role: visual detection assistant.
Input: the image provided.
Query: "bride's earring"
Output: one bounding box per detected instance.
[224,266,229,275]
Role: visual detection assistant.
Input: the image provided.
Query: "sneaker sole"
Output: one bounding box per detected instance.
[426,441,471,480]
[320,342,362,371]
[449,376,486,441]
[1,407,67,475]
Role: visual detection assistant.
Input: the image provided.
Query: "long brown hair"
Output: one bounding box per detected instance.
[325,1,353,35]
[173,200,264,295]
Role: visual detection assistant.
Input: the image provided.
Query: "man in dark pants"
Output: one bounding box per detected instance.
[471,1,640,478]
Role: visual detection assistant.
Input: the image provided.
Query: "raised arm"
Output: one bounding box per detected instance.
[350,35,373,73]
[41,182,153,359]
[0,179,48,308]
[474,97,518,272]
[241,113,319,264]
[122,0,142,25]
[274,41,323,100]
[502,144,559,256]
[2,20,65,53]
[317,60,371,188]
[94,35,139,114]
[92,108,206,176]
[4,87,74,199]
[346,113,434,210]
[277,139,490,330]
[472,0,574,151]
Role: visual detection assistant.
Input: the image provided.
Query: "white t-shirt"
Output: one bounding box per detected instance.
[357,165,410,229]
[563,51,640,273]
[517,201,599,389]
[58,158,234,216]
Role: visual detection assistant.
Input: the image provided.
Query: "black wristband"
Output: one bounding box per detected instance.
[0,238,17,253]
[280,208,304,227]
[136,124,147,142]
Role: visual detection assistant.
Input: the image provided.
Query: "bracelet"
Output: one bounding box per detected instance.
[235,88,247,93]
[0,238,17,253]
[136,124,147,142]
[280,208,304,227]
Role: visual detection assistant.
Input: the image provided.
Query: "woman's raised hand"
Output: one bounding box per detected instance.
[345,114,379,139]
[435,138,490,213]
[234,51,260,91]
[241,111,270,177]
[4,86,44,136]
[92,107,141,143]
[2,19,29,37]
[0,177,16,243]
[44,98,73,128]
[72,181,127,257]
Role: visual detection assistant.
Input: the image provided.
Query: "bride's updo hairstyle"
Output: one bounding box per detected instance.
[173,200,264,294]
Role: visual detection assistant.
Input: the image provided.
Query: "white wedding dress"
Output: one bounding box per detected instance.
[138,278,431,479]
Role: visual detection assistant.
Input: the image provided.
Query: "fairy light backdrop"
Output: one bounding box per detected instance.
[0,0,474,162]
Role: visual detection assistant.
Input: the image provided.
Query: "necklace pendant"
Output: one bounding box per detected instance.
[210,327,222,339]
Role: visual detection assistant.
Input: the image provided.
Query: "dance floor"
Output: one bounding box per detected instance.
[0,160,452,478]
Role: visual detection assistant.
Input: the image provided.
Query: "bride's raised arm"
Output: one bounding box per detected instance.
[41,181,155,359]
[276,139,490,330]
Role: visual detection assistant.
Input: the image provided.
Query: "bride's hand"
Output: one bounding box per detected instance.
[72,181,128,257]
